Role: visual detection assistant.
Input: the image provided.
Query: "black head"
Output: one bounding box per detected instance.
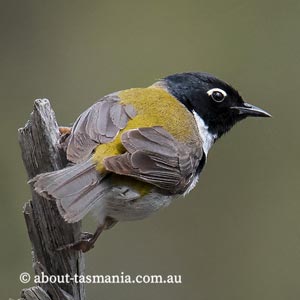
[162,72,271,138]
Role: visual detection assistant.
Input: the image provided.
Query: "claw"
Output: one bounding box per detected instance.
[57,232,95,252]
[56,218,116,252]
[56,223,104,253]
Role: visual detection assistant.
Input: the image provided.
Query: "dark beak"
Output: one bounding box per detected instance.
[231,102,272,118]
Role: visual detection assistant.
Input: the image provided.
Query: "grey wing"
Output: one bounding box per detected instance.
[103,126,203,194]
[67,93,136,163]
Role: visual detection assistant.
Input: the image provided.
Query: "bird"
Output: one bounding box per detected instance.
[31,72,271,252]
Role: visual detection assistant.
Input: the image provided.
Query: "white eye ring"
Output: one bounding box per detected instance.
[207,88,227,102]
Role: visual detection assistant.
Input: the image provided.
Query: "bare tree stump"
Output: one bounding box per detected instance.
[18,99,85,300]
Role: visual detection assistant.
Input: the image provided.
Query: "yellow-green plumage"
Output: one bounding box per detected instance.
[93,87,199,175]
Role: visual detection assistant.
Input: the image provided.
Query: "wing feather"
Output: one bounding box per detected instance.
[104,127,202,194]
[67,93,136,163]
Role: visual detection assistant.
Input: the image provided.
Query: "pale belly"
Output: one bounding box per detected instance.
[105,186,175,221]
[91,182,175,222]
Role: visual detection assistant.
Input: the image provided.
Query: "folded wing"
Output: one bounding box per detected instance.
[104,126,202,194]
[67,93,136,163]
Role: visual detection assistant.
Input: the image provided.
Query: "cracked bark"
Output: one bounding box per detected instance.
[18,99,85,300]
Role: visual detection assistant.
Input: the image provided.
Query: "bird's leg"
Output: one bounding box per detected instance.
[57,225,104,253]
[57,217,116,253]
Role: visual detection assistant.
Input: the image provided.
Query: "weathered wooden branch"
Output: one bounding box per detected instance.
[18,99,85,300]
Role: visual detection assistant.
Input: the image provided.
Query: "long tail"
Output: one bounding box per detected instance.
[31,159,108,223]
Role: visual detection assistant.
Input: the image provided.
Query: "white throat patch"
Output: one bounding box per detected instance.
[192,110,217,155]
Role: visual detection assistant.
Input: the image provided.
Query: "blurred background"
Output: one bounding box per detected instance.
[1,0,299,299]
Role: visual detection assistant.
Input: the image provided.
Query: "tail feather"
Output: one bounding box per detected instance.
[31,159,108,223]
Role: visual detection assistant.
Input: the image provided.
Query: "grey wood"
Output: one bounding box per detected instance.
[18,99,85,300]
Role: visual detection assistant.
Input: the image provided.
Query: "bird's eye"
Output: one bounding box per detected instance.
[207,88,227,102]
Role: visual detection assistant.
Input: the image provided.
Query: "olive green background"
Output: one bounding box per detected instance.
[1,0,299,299]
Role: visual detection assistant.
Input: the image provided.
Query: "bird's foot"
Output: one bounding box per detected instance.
[57,218,116,252]
[58,127,72,151]
[59,126,72,136]
[57,232,96,253]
